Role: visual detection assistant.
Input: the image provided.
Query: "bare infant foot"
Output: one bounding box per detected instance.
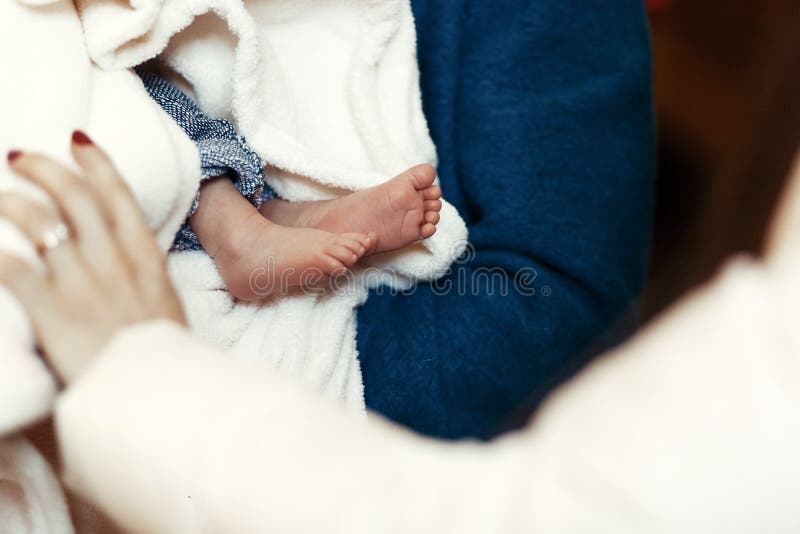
[213,214,375,301]
[261,164,443,254]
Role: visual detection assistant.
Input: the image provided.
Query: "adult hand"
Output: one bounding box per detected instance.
[0,131,185,384]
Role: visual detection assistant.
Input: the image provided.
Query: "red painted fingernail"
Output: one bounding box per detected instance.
[7,150,22,163]
[72,130,93,145]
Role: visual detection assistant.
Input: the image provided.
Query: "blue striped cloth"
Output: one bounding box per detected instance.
[137,68,274,251]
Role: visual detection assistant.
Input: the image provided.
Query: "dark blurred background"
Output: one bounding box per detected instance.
[644,0,799,318]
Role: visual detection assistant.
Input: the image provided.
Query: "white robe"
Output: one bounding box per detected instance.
[50,163,800,532]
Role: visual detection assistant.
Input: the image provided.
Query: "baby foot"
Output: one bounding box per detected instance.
[214,216,375,301]
[261,164,443,254]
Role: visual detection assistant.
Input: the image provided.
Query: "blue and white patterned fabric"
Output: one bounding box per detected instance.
[137,68,274,251]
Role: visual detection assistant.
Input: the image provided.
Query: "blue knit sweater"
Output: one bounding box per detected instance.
[356,0,656,440]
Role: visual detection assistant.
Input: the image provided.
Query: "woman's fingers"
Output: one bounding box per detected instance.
[0,252,51,319]
[7,148,136,289]
[8,150,96,230]
[67,132,173,299]
[0,193,88,284]
[69,131,153,239]
[11,134,184,314]
[0,135,187,385]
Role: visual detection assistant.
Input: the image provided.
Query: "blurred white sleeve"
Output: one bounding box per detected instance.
[55,239,800,533]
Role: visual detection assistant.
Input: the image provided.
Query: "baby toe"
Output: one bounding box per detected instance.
[408,164,437,190]
[424,199,443,212]
[362,232,378,254]
[327,244,359,267]
[424,211,440,225]
[340,236,366,257]
[343,232,375,254]
[420,223,437,239]
[319,252,348,274]
[422,185,442,201]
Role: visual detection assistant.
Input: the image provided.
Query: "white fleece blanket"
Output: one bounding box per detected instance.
[1,0,466,530]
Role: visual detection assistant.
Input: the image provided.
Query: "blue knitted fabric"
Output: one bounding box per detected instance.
[356,0,656,440]
[137,69,273,251]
